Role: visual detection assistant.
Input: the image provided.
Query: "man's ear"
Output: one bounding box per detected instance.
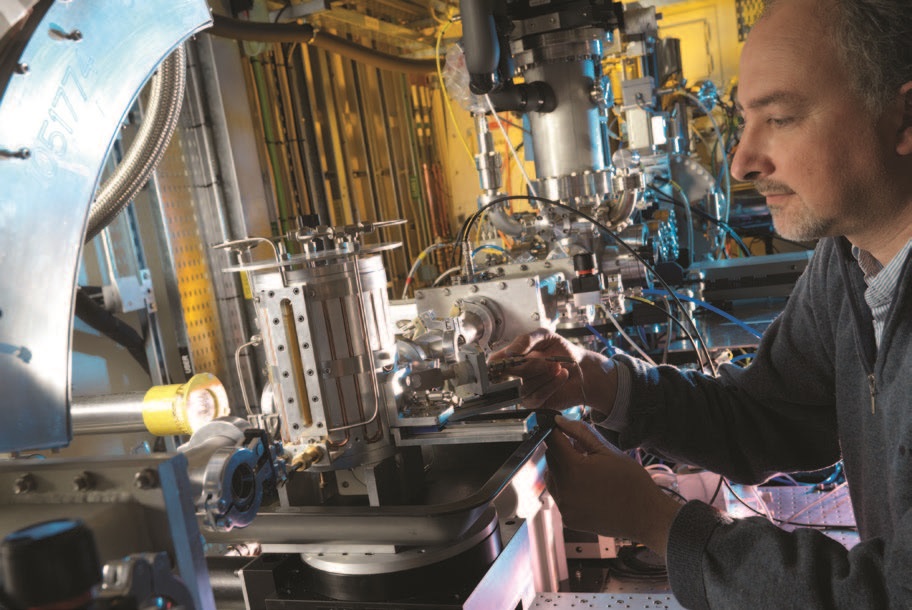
[897,82,912,155]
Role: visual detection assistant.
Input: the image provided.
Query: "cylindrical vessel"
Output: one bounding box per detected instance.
[71,373,229,436]
[247,253,397,469]
[513,28,610,185]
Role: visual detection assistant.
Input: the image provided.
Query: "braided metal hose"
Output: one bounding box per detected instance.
[85,44,186,243]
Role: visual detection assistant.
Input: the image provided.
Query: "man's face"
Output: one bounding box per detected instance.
[731,0,901,244]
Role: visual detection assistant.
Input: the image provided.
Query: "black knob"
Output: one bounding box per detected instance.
[573,252,597,274]
[1,519,101,609]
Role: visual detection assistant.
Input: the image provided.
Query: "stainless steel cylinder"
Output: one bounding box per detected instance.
[247,254,396,469]
[513,29,609,182]
[71,374,229,436]
[71,393,148,434]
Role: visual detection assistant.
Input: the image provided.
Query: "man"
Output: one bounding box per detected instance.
[492,0,912,607]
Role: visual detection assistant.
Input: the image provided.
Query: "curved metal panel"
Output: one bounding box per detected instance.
[0,0,212,451]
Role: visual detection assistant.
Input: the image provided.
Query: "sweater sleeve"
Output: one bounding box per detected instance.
[667,500,912,609]
[610,241,842,483]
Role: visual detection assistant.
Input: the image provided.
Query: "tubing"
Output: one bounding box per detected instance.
[86,45,187,243]
[71,374,230,436]
[208,14,437,75]
[642,289,763,339]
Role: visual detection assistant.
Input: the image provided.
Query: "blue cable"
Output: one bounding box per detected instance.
[471,244,507,257]
[586,324,615,352]
[642,289,763,339]
[730,353,756,364]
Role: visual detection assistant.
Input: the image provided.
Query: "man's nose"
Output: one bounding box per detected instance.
[730,127,773,182]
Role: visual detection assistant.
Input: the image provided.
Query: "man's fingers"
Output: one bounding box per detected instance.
[490,328,554,362]
[554,415,610,454]
[520,367,569,408]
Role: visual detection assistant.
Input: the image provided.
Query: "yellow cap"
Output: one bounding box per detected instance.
[141,373,230,435]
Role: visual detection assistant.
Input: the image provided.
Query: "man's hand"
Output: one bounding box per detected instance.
[545,416,682,557]
[489,329,616,414]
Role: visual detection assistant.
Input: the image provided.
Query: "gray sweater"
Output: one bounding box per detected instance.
[612,236,912,609]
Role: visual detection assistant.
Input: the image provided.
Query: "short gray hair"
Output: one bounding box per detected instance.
[762,0,912,113]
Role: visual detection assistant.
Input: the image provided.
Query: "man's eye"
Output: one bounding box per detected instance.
[768,117,794,127]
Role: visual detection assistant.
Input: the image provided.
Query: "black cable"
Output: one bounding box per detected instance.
[660,486,688,504]
[630,296,705,363]
[459,194,717,374]
[74,287,151,376]
[722,478,857,530]
[709,474,724,505]
[274,1,291,22]
[648,186,752,257]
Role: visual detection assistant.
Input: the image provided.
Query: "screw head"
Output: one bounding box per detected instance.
[134,468,159,490]
[13,474,35,495]
[72,471,95,492]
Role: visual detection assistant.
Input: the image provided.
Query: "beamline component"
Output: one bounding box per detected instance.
[0,0,213,451]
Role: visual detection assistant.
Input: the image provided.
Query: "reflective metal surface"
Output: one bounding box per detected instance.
[0,0,212,451]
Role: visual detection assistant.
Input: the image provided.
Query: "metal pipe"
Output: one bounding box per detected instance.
[208,15,436,75]
[71,374,230,436]
[288,45,331,224]
[86,45,186,242]
[71,393,149,434]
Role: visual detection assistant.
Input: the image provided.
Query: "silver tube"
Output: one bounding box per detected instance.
[86,45,187,242]
[71,393,148,434]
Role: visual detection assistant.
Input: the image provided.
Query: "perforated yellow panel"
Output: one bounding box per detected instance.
[736,0,765,42]
[155,136,226,378]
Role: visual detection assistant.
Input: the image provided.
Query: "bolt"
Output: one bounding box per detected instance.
[13,474,35,495]
[416,291,424,299]
[443,289,451,296]
[520,264,529,271]
[72,471,95,492]
[293,287,300,295]
[307,369,314,376]
[277,344,285,351]
[134,468,159,490]
[531,313,541,321]
[528,278,536,286]
[499,282,507,290]
[302,342,310,349]
[0,148,30,160]
[273,318,280,325]
[470,285,479,293]
[48,27,82,41]
[312,396,319,402]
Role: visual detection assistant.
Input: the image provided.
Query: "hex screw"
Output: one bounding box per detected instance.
[134,468,159,490]
[13,474,36,495]
[48,27,83,41]
[0,148,31,161]
[73,471,95,492]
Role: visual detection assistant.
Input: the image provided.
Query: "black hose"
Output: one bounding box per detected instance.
[74,287,150,376]
[208,14,437,75]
